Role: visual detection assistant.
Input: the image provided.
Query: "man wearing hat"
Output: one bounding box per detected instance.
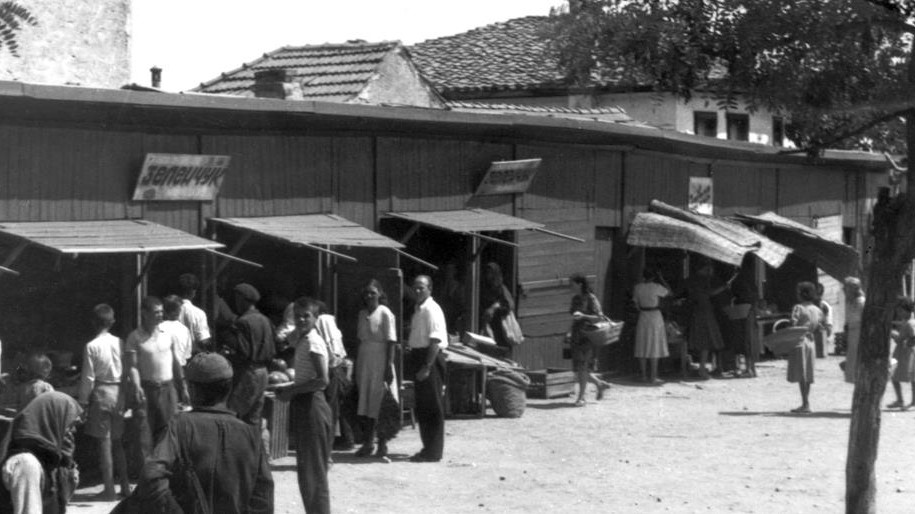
[125,352,274,513]
[223,283,276,427]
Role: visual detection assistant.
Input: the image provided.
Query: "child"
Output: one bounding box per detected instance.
[15,353,54,411]
[788,282,823,413]
[887,296,915,410]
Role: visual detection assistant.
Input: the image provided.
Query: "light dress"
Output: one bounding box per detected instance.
[788,302,822,384]
[633,281,669,359]
[355,304,398,419]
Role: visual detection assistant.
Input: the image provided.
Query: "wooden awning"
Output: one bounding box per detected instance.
[628,212,751,267]
[647,200,792,268]
[385,208,583,244]
[735,212,859,281]
[0,219,224,254]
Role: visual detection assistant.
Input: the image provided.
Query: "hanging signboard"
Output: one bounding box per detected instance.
[132,153,231,201]
[474,158,541,196]
[688,177,713,215]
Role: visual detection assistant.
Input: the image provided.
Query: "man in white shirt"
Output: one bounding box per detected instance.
[78,304,130,500]
[406,275,448,463]
[125,296,188,458]
[177,273,212,353]
[162,295,193,368]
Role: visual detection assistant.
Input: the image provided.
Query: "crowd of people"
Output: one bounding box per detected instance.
[0,258,901,513]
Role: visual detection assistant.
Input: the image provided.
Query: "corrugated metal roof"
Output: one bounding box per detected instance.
[0,219,224,254]
[386,209,544,233]
[209,214,404,249]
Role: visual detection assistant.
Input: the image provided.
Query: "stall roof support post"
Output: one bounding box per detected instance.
[131,252,158,293]
[2,241,28,268]
[533,227,585,243]
[469,232,518,247]
[394,249,439,271]
[400,223,421,245]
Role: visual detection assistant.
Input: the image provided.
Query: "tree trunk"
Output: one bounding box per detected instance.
[845,101,915,511]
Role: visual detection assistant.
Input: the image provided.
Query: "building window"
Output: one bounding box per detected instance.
[726,113,749,141]
[772,116,785,147]
[694,112,717,138]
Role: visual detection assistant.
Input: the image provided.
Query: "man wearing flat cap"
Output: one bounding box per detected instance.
[122,353,274,513]
[223,283,276,428]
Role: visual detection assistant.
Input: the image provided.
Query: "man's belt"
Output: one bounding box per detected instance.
[141,379,172,388]
[638,306,660,311]
[96,380,121,386]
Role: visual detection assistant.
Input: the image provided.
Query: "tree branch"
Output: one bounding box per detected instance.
[777,109,906,155]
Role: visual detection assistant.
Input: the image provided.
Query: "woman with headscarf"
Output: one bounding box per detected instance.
[843,277,866,383]
[0,391,83,514]
[480,262,518,359]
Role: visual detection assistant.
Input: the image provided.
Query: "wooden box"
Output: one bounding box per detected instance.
[524,368,576,399]
[445,364,487,418]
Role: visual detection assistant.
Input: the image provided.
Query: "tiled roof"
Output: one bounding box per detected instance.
[410,16,567,94]
[446,100,658,128]
[193,41,402,101]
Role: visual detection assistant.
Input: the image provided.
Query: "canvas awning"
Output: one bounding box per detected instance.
[647,200,792,268]
[627,212,751,267]
[208,213,434,267]
[735,212,859,281]
[385,208,583,245]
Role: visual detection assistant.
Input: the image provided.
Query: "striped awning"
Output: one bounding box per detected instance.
[736,212,859,280]
[209,214,404,249]
[0,219,224,254]
[648,200,792,268]
[386,208,582,242]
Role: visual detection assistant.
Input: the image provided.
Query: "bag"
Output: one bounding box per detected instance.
[582,317,624,346]
[501,311,524,346]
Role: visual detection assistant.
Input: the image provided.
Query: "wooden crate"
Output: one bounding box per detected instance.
[524,368,576,399]
[445,364,486,418]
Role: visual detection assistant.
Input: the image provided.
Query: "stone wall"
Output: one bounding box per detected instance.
[0,0,131,88]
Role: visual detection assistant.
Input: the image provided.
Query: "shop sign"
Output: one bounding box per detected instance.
[688,177,713,215]
[474,159,541,196]
[132,153,231,201]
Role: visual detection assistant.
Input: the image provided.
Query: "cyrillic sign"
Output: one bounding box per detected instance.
[132,154,231,201]
[474,159,541,196]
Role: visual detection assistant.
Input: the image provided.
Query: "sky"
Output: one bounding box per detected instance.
[130,0,564,92]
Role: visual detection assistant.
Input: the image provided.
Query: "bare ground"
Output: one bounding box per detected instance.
[70,355,915,513]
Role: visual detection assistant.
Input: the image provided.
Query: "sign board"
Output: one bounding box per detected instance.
[688,177,713,215]
[474,159,541,196]
[132,153,231,201]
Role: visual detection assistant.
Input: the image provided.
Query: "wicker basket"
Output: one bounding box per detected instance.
[763,326,809,356]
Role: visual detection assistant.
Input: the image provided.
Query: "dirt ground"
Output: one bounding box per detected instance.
[68,355,915,513]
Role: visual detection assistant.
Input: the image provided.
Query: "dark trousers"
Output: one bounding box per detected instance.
[326,364,354,445]
[138,381,177,458]
[408,348,445,460]
[291,391,332,514]
[229,365,268,425]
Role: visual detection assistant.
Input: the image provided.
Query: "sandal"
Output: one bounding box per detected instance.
[887,400,905,410]
[355,444,375,457]
[574,398,586,407]
[790,405,811,414]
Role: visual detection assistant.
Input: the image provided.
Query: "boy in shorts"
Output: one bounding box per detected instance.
[78,303,130,500]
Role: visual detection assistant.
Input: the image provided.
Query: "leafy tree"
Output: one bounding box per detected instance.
[548,1,915,512]
[0,1,35,58]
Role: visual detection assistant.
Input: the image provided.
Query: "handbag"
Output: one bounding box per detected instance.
[501,311,524,346]
[582,316,624,346]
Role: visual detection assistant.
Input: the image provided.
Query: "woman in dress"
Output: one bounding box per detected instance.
[887,296,915,410]
[633,269,671,384]
[0,391,83,514]
[480,262,517,359]
[687,262,731,379]
[569,273,612,406]
[843,277,866,383]
[354,279,399,458]
[788,281,824,413]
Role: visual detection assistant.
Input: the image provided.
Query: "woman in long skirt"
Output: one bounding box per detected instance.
[633,269,671,384]
[788,282,824,413]
[354,279,399,458]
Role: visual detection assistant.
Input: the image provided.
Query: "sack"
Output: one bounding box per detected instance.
[582,317,624,346]
[502,311,524,346]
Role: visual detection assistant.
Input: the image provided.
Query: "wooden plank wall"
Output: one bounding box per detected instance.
[711,162,778,216]
[777,166,846,225]
[623,152,707,223]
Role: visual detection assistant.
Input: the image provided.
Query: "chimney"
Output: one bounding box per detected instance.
[150,66,162,88]
[253,69,288,99]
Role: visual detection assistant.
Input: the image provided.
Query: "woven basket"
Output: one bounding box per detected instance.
[487,378,526,418]
[763,326,809,356]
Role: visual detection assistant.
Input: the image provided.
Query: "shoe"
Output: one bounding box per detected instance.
[790,405,811,414]
[355,444,375,457]
[650,378,664,386]
[374,441,388,458]
[332,441,355,451]
[887,400,905,409]
[574,398,586,407]
[409,452,440,463]
[596,382,610,400]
